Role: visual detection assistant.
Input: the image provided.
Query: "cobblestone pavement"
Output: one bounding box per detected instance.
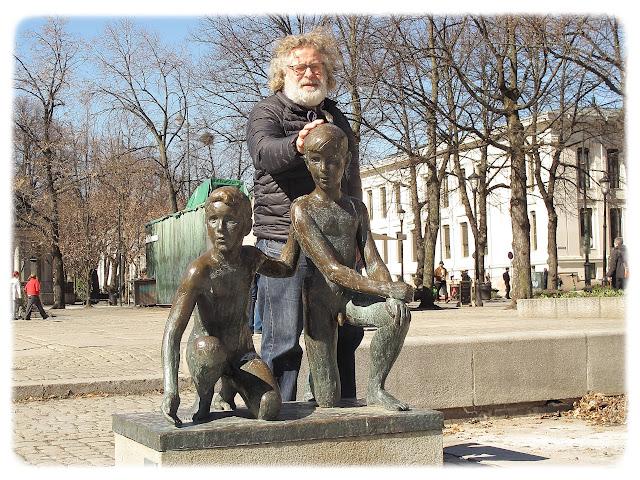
[11,390,628,468]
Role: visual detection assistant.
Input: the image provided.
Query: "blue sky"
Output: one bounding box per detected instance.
[14,16,202,50]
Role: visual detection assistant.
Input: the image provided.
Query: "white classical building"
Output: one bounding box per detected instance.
[360,110,626,291]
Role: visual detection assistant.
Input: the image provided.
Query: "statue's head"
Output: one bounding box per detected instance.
[303,124,351,189]
[205,187,252,251]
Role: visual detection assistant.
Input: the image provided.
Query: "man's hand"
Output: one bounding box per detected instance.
[386,298,410,327]
[388,281,414,304]
[296,119,325,154]
[162,390,182,426]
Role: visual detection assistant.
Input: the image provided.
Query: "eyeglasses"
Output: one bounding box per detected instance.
[288,63,324,76]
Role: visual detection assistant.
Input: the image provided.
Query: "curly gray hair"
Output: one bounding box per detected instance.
[268,28,340,92]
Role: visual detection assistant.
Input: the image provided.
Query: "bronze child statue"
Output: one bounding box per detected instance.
[290,123,414,411]
[161,186,299,426]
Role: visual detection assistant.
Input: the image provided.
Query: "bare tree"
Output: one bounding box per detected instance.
[92,19,193,213]
[13,17,81,308]
[438,15,564,305]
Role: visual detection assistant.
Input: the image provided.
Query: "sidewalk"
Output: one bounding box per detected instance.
[12,298,625,399]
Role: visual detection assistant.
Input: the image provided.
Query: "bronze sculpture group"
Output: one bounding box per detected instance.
[161,125,413,425]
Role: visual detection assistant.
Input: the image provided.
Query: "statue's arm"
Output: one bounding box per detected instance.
[256,229,300,277]
[161,266,199,425]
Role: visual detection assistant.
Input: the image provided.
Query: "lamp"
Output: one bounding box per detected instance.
[600,173,610,286]
[397,207,406,282]
[467,171,483,306]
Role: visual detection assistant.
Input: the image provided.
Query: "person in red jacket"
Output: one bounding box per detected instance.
[24,273,49,320]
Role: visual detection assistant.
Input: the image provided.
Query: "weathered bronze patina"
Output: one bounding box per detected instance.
[160,186,298,426]
[291,123,414,411]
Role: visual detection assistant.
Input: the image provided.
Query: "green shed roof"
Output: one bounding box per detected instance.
[145,178,251,227]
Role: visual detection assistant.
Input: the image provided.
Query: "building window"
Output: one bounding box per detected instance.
[461,222,469,257]
[441,175,449,208]
[530,211,537,251]
[579,207,593,249]
[607,149,620,189]
[394,184,401,214]
[380,187,387,218]
[397,238,403,263]
[381,239,388,264]
[367,190,373,220]
[577,147,590,190]
[443,225,451,259]
[610,208,622,247]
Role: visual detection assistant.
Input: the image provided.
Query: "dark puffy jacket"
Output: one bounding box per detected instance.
[607,244,628,279]
[247,91,362,241]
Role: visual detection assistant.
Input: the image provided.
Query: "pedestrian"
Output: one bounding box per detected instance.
[542,268,548,290]
[503,267,511,299]
[247,28,364,401]
[11,270,23,320]
[607,237,628,290]
[434,261,447,301]
[24,273,49,320]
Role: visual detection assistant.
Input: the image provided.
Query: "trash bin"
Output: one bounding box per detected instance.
[477,281,492,300]
[133,278,157,306]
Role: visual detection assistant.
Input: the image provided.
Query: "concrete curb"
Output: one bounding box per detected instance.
[517,296,626,318]
[15,328,625,413]
[13,375,192,401]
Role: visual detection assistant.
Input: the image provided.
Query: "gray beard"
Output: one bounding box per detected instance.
[283,76,327,108]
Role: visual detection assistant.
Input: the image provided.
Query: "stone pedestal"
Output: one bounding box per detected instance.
[113,400,444,466]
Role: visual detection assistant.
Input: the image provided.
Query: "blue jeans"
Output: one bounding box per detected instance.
[256,239,306,401]
[248,275,262,332]
[256,238,364,401]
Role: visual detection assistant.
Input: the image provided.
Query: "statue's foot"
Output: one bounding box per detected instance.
[367,388,409,411]
[212,393,235,411]
[192,408,211,423]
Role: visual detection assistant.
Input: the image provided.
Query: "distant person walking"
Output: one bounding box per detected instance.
[11,271,22,320]
[607,237,628,291]
[434,261,448,301]
[503,267,511,299]
[24,273,49,320]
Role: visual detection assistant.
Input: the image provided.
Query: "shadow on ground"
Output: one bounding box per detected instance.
[444,443,548,465]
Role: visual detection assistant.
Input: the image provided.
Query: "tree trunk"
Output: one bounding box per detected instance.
[547,210,559,289]
[51,244,65,309]
[506,109,532,306]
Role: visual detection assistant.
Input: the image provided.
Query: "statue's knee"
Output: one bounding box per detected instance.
[190,336,227,366]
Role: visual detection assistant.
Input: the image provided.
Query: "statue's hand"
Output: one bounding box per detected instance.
[386,298,410,327]
[162,391,182,426]
[388,282,414,304]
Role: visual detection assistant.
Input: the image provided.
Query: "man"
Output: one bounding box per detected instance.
[607,237,628,291]
[161,187,299,426]
[247,29,363,402]
[290,124,412,410]
[11,271,22,320]
[503,267,511,299]
[24,273,49,320]
[434,261,447,301]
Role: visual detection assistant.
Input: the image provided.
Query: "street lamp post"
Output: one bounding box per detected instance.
[397,207,405,282]
[600,174,610,286]
[468,171,483,307]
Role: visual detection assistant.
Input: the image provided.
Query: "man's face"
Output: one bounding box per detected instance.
[206,201,247,253]
[283,47,327,108]
[304,140,349,191]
